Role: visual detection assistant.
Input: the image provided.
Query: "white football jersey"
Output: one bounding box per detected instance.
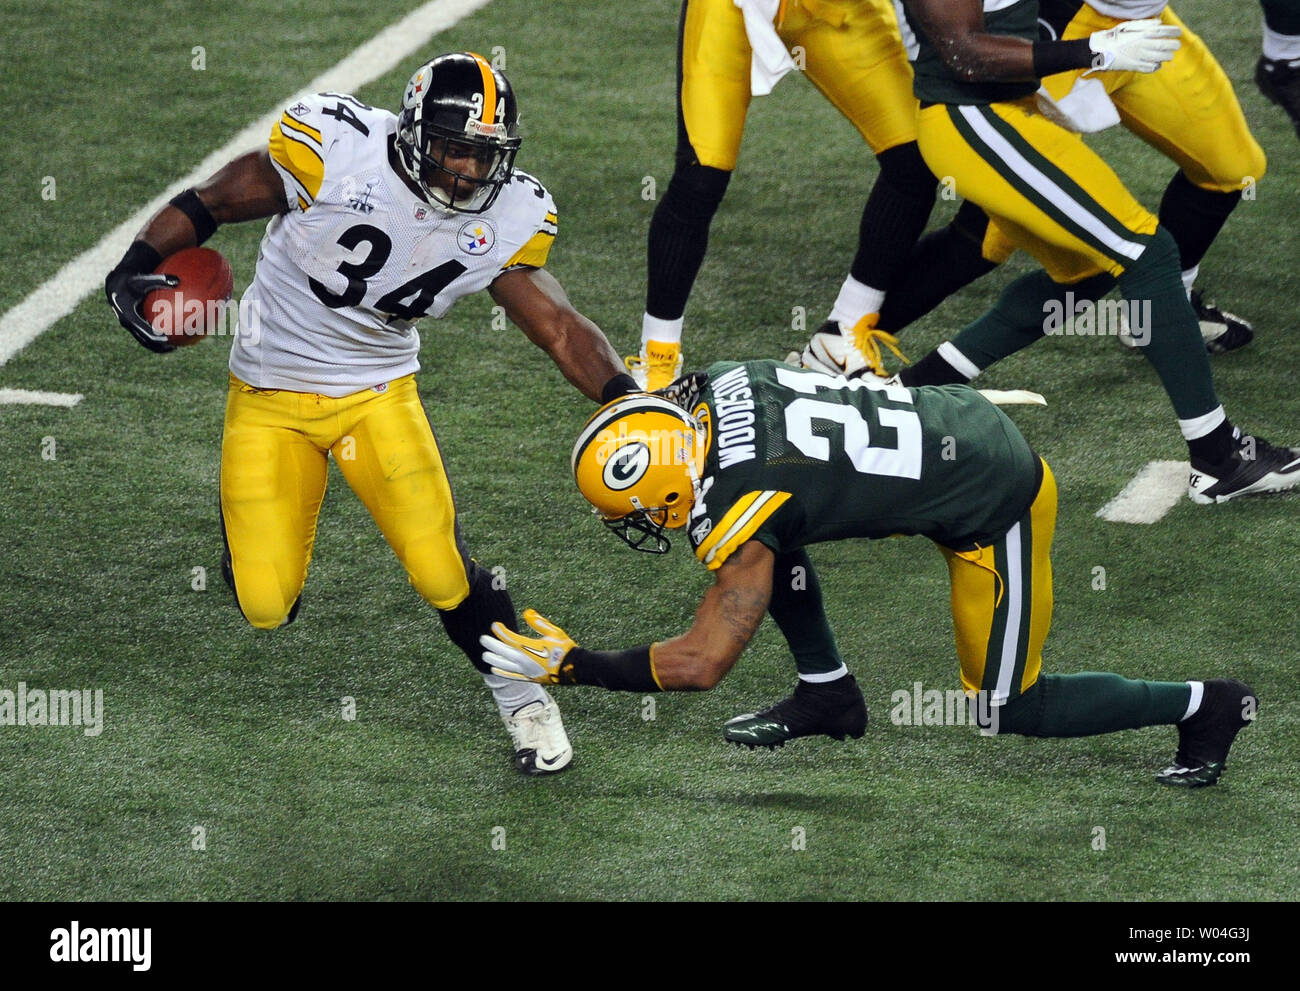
[1082,1,1168,19]
[230,92,558,397]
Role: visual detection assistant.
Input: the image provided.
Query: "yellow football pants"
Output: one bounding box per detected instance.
[679,0,917,170]
[1042,5,1266,195]
[918,97,1159,282]
[939,460,1056,704]
[219,373,471,629]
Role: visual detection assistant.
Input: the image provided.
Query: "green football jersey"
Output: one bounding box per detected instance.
[686,360,1041,570]
[901,0,1041,106]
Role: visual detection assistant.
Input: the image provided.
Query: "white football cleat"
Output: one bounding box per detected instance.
[802,325,873,377]
[503,693,573,776]
[800,316,907,380]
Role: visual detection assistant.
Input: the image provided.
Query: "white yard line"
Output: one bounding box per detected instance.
[0,0,495,379]
[0,389,83,408]
[1095,460,1188,524]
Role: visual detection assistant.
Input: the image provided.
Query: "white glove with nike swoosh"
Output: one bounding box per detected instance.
[1087,18,1181,74]
[480,608,577,684]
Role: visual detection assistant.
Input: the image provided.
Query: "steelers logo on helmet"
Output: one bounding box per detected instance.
[395,51,522,215]
[572,393,709,554]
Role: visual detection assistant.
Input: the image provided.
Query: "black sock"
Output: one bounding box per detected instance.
[1187,418,1237,467]
[878,200,1000,332]
[645,164,731,319]
[849,142,937,291]
[437,560,518,674]
[1262,0,1300,35]
[899,348,972,387]
[1158,171,1241,273]
[767,549,844,678]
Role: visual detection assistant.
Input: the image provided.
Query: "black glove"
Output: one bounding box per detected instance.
[105,242,178,354]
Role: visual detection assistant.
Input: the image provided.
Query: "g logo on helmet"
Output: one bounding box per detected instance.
[603,442,651,491]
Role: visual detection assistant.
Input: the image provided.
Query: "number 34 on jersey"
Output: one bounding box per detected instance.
[231,91,558,397]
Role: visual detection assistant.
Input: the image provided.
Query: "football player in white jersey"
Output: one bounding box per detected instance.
[105,52,640,777]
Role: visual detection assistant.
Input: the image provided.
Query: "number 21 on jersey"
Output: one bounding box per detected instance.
[773,366,922,480]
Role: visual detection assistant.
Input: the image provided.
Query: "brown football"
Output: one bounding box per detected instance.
[145,247,234,347]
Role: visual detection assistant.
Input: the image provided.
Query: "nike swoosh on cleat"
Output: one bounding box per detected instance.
[724,719,787,740]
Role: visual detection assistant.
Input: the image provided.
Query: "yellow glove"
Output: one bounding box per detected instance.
[479,608,578,684]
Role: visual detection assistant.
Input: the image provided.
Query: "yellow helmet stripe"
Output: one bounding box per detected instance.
[467,51,496,124]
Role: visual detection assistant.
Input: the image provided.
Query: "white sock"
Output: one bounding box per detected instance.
[798,665,849,683]
[937,341,981,381]
[1263,24,1300,63]
[1181,264,1199,298]
[1177,405,1226,442]
[1180,681,1204,721]
[641,313,684,347]
[483,671,546,716]
[828,276,886,331]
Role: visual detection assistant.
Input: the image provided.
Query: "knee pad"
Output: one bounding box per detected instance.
[225,553,303,630]
[1120,225,1181,299]
[1195,143,1266,193]
[403,538,472,611]
[992,678,1047,736]
[874,141,939,200]
[238,588,301,630]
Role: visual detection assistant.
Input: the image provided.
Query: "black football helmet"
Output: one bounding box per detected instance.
[396,52,521,214]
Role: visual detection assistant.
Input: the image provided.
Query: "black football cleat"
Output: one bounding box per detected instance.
[1256,55,1300,140]
[1191,290,1253,355]
[1188,433,1300,504]
[724,675,867,749]
[1156,679,1257,787]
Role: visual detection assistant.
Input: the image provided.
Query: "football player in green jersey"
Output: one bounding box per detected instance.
[481,361,1256,787]
[884,0,1300,504]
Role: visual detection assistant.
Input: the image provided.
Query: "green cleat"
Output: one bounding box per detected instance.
[1156,679,1257,788]
[724,675,867,750]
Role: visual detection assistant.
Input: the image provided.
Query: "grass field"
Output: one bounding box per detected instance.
[1,0,1297,902]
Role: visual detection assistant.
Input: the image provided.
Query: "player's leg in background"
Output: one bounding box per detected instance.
[331,375,571,774]
[1257,0,1300,138]
[899,98,1300,500]
[723,547,867,748]
[632,0,749,391]
[944,461,1189,736]
[874,200,1009,336]
[786,0,942,371]
[1051,4,1265,351]
[900,99,1134,390]
[219,376,329,630]
[946,460,1258,784]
